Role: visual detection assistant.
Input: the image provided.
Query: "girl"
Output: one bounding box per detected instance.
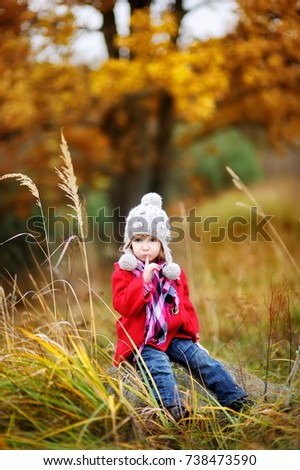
[112,193,252,421]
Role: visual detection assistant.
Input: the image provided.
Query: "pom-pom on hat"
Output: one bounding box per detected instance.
[118,192,180,280]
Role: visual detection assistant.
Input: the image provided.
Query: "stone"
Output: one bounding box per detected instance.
[106,360,286,410]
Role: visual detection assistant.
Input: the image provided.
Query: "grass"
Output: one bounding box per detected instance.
[0,134,299,450]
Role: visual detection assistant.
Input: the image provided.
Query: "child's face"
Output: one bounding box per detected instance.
[131,234,162,263]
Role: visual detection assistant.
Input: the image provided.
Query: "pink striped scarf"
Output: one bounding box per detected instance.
[133,260,179,349]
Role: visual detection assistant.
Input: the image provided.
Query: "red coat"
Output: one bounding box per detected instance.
[112,263,200,365]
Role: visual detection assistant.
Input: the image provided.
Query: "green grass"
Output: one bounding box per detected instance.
[0,137,299,450]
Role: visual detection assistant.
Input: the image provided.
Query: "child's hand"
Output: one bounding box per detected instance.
[197,343,210,355]
[142,255,161,283]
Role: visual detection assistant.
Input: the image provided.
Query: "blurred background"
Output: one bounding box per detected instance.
[0,1,299,345]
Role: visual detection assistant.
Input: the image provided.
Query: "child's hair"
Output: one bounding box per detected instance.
[157,245,165,262]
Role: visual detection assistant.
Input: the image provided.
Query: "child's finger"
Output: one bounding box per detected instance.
[145,254,149,266]
[150,263,161,271]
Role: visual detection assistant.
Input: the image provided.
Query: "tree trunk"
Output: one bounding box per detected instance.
[101,90,174,243]
[101,7,119,58]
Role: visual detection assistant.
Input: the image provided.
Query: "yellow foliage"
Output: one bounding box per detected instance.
[0,33,36,130]
[32,9,76,49]
[92,10,229,123]
[92,60,147,99]
[116,9,177,59]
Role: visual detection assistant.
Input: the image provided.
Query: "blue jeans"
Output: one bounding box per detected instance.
[137,338,247,409]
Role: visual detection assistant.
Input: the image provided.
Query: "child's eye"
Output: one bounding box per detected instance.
[133,237,142,242]
[150,238,158,242]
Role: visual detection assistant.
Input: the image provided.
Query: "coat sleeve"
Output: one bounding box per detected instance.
[112,266,151,318]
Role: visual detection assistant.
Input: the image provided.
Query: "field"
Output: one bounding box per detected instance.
[0,153,299,450]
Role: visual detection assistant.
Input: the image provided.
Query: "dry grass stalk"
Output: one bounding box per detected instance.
[56,131,96,346]
[226,166,300,274]
[56,131,86,239]
[0,173,40,206]
[288,345,300,387]
[0,286,12,353]
[0,172,57,321]
[178,201,196,299]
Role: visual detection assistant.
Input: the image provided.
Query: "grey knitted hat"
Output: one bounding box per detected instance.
[118,192,180,280]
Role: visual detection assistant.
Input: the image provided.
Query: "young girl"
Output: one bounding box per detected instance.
[112,193,252,421]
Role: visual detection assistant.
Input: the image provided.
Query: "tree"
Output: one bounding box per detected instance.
[0,0,96,216]
[201,0,300,149]
[66,1,230,228]
[1,0,299,240]
[89,0,300,229]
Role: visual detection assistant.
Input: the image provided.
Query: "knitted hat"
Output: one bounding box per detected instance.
[118,192,180,280]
